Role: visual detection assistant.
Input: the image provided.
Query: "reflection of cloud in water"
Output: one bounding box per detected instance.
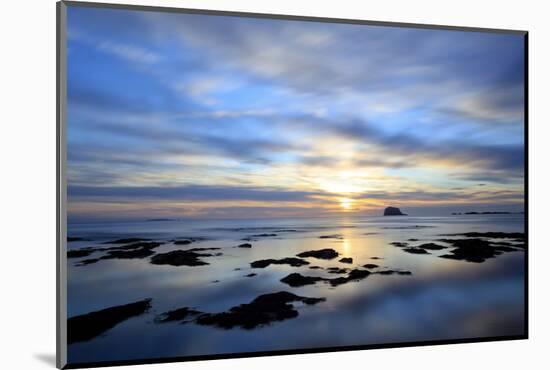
[298,254,524,346]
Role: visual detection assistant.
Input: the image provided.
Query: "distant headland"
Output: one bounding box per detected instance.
[451,211,524,215]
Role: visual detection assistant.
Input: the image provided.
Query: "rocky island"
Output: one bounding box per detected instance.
[383,206,407,216]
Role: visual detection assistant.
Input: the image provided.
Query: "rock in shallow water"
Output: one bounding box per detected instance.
[403,247,430,255]
[150,250,218,266]
[68,299,152,344]
[416,243,447,250]
[279,269,372,288]
[250,257,309,268]
[297,248,339,260]
[439,238,511,263]
[155,307,202,323]
[67,249,94,258]
[103,238,151,244]
[168,291,327,330]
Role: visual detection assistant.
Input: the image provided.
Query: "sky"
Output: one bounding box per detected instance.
[66,6,525,222]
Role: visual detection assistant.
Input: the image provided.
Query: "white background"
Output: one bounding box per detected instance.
[1,0,548,369]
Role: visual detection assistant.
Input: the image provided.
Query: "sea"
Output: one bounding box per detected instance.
[66,214,525,364]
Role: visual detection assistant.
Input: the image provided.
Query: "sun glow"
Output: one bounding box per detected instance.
[340,198,353,210]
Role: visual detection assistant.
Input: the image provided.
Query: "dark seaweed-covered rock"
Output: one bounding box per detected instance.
[102,248,155,259]
[308,266,323,270]
[251,233,278,237]
[383,207,407,216]
[280,273,325,287]
[67,249,94,258]
[408,238,419,241]
[327,267,349,274]
[108,242,162,251]
[281,269,372,287]
[493,246,519,252]
[382,225,434,230]
[297,248,339,260]
[319,234,343,239]
[370,256,383,260]
[339,257,353,264]
[377,270,412,275]
[237,243,252,248]
[250,257,309,268]
[186,247,221,252]
[76,258,100,266]
[403,247,430,255]
[440,238,510,263]
[67,237,85,242]
[68,299,151,344]
[103,238,150,244]
[329,269,371,286]
[194,291,325,329]
[390,242,408,248]
[151,250,214,266]
[155,307,202,323]
[245,273,257,278]
[363,264,379,269]
[417,243,447,250]
[451,232,525,239]
[174,240,192,245]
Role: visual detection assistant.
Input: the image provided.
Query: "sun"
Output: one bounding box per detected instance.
[340,198,353,210]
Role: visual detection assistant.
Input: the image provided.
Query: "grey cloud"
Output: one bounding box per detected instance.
[68,185,323,202]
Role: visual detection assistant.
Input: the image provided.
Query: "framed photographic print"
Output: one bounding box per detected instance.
[57,1,528,368]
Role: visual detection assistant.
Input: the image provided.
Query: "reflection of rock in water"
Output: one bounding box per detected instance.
[156,292,326,330]
[68,299,152,344]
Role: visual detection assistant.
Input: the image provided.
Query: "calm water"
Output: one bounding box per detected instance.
[67,215,525,364]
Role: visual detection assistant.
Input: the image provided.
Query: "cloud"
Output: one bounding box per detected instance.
[97,40,161,64]
[65,8,525,220]
[140,12,524,124]
[68,185,322,202]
